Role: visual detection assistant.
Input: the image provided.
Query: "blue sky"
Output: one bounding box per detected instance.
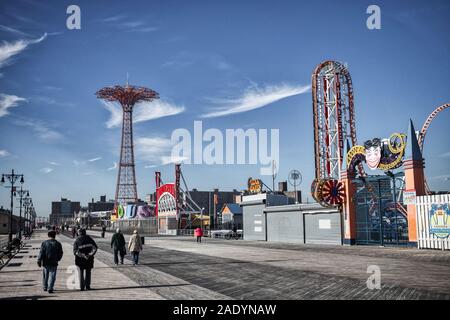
[0,0,449,217]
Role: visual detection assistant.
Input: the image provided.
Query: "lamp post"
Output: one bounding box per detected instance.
[1,170,25,243]
[15,188,29,239]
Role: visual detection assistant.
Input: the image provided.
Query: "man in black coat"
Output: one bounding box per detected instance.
[37,230,63,294]
[73,228,97,291]
[110,228,126,265]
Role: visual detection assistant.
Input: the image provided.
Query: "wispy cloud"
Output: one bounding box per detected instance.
[47,161,61,166]
[88,157,102,162]
[102,100,184,129]
[40,167,54,174]
[144,164,157,169]
[83,172,95,176]
[13,118,64,142]
[0,25,32,37]
[0,149,10,157]
[32,96,74,107]
[202,83,311,118]
[97,15,158,33]
[0,94,26,117]
[135,136,173,164]
[430,174,450,181]
[107,162,117,171]
[0,33,47,68]
[162,51,232,71]
[161,155,189,165]
[439,151,450,158]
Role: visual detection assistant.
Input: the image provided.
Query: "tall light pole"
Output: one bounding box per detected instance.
[24,197,33,234]
[1,170,25,243]
[15,188,29,239]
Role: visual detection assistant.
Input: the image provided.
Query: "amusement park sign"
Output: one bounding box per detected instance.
[346,133,406,173]
[429,204,450,238]
[248,178,263,194]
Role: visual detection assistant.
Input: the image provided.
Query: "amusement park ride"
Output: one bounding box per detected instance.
[309,60,448,212]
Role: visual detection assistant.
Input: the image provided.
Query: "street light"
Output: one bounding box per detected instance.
[23,197,31,235]
[15,188,29,239]
[1,170,25,243]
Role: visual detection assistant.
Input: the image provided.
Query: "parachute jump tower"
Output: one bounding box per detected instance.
[96,83,159,209]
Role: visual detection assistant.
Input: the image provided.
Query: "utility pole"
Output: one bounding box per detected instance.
[15,188,29,239]
[1,170,25,243]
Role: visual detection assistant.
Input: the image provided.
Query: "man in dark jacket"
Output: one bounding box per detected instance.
[111,228,126,265]
[37,230,63,293]
[73,229,97,291]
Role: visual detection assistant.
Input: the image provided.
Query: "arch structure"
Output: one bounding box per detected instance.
[418,103,450,194]
[311,60,358,207]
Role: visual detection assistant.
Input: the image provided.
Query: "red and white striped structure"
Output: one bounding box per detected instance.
[311,60,358,207]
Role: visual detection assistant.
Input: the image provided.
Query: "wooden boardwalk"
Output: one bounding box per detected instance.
[1,229,449,300]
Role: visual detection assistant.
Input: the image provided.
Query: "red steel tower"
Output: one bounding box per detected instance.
[96,83,159,207]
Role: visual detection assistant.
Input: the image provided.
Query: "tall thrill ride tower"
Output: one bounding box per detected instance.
[96,83,159,208]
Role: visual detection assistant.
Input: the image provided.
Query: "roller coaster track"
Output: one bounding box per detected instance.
[311,60,367,207]
[418,103,450,194]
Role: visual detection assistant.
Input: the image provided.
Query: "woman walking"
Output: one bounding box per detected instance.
[194,227,203,243]
[128,230,142,266]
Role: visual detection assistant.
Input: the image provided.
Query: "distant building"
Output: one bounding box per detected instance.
[88,195,115,212]
[277,181,302,203]
[184,188,241,227]
[220,203,243,229]
[50,198,81,225]
[0,206,20,235]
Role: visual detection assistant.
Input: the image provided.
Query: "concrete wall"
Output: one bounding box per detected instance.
[266,210,304,243]
[304,212,342,245]
[242,202,266,241]
[264,204,342,245]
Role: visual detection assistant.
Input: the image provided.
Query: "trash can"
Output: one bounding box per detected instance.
[141,236,145,245]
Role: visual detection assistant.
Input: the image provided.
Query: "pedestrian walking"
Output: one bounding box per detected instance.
[194,227,203,243]
[71,226,76,238]
[73,229,97,291]
[37,230,63,294]
[111,228,126,265]
[101,224,107,238]
[128,230,142,266]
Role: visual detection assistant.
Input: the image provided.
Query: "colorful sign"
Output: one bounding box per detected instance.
[429,204,450,238]
[346,133,406,173]
[248,178,262,194]
[156,183,177,217]
[403,190,417,205]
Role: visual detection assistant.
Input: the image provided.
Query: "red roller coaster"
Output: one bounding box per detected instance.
[311,60,360,207]
[311,60,449,205]
[418,103,450,194]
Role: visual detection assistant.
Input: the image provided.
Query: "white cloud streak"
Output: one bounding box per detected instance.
[107,162,117,171]
[40,167,54,174]
[0,94,26,118]
[102,100,184,129]
[0,25,31,37]
[135,136,173,165]
[0,149,10,157]
[88,157,102,162]
[14,119,64,142]
[202,83,311,118]
[0,33,47,68]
